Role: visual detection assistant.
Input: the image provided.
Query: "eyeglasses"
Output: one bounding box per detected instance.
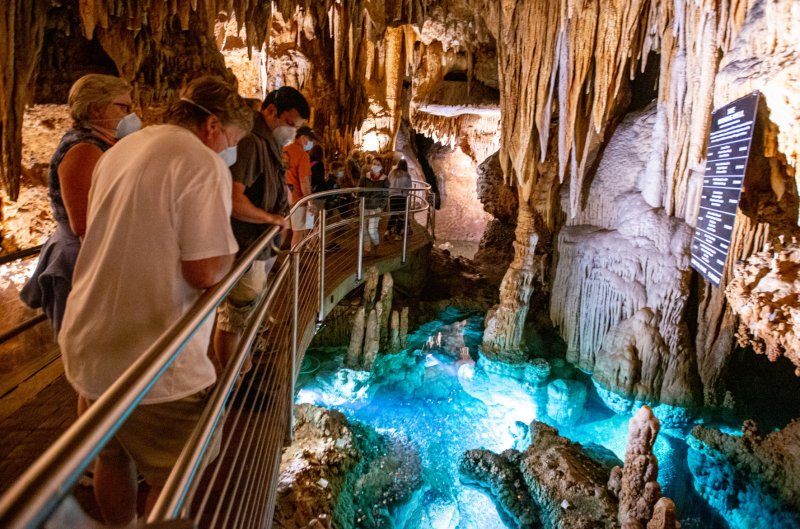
[112,102,132,113]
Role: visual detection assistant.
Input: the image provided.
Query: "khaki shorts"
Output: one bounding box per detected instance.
[97,387,218,487]
[290,206,314,231]
[217,259,272,332]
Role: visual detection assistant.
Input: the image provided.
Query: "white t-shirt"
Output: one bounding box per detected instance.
[59,124,238,404]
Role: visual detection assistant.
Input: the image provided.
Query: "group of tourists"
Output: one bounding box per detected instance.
[19,72,418,528]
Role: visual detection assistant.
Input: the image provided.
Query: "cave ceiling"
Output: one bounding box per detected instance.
[1,0,798,221]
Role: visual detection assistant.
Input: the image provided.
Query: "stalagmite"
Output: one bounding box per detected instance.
[481,200,537,356]
[616,406,664,527]
[400,306,409,347]
[362,267,379,307]
[362,308,380,370]
[390,310,400,353]
[345,306,366,369]
[378,273,394,348]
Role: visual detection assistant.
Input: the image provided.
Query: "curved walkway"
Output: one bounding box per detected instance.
[0,186,434,529]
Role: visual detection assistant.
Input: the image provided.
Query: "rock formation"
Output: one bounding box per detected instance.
[275,404,423,529]
[726,241,800,375]
[614,406,662,528]
[549,106,700,414]
[458,407,678,529]
[344,269,401,371]
[688,419,800,529]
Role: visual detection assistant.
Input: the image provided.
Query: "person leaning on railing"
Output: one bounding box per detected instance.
[57,76,252,528]
[212,86,309,381]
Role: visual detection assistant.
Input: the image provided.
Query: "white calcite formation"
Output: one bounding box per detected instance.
[726,241,800,375]
[550,106,698,411]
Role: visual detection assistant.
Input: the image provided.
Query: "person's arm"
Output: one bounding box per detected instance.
[299,154,313,197]
[58,143,105,237]
[231,181,287,227]
[181,254,235,290]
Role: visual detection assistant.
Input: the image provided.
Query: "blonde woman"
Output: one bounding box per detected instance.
[21,74,138,334]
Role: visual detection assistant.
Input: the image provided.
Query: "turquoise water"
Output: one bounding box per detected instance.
[297,310,734,529]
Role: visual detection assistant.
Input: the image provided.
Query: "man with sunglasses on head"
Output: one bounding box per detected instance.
[212,85,311,382]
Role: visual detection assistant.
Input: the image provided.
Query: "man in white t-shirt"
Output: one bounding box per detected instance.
[58,76,253,527]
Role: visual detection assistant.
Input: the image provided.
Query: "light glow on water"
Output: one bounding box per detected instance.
[298,314,729,529]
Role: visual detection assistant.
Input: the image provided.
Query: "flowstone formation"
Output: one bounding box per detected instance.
[726,241,800,375]
[548,106,699,422]
[458,406,677,529]
[274,404,422,529]
[687,419,800,529]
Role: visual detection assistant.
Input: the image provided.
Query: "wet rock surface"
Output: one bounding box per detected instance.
[274,404,422,529]
[687,419,800,529]
[457,407,678,529]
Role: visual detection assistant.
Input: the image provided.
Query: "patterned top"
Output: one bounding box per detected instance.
[48,127,112,227]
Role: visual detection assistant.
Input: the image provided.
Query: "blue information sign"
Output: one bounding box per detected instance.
[690,92,759,286]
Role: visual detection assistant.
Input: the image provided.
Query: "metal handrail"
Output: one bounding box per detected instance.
[0,180,433,529]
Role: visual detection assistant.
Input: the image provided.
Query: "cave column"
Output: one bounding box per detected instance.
[481,198,538,357]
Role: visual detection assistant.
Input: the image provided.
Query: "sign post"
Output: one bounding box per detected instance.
[690,92,760,287]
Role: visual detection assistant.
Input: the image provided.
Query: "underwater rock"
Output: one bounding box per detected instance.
[547,357,574,380]
[545,379,587,425]
[593,381,695,428]
[459,448,541,529]
[687,419,800,529]
[371,350,426,398]
[275,404,423,529]
[309,369,374,408]
[523,358,551,387]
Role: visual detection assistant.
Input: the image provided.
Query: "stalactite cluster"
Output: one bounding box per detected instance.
[0,1,49,200]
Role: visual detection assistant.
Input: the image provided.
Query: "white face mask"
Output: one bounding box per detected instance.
[372,165,382,175]
[219,146,237,167]
[304,139,313,151]
[273,125,296,147]
[336,171,344,177]
[116,113,142,139]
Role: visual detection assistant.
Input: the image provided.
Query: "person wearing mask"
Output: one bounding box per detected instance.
[358,156,388,255]
[386,158,412,240]
[58,76,252,527]
[213,86,310,375]
[284,125,318,246]
[21,74,138,335]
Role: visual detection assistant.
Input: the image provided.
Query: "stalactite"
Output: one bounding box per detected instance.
[0,0,49,200]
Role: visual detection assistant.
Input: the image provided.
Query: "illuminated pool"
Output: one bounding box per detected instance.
[297,311,731,529]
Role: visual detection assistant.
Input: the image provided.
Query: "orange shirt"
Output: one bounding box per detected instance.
[283,142,311,205]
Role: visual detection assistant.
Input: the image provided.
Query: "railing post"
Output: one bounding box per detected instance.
[402,194,411,263]
[318,208,327,322]
[291,250,300,435]
[357,196,365,281]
